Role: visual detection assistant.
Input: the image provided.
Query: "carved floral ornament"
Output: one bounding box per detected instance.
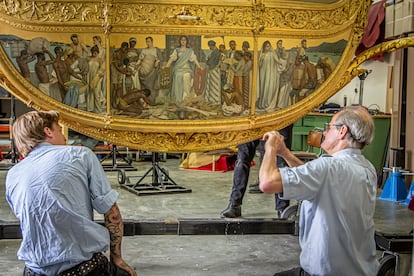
[0,0,412,152]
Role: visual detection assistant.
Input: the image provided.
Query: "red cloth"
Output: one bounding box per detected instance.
[186,154,255,172]
[355,0,386,61]
[409,194,414,211]
[194,67,207,95]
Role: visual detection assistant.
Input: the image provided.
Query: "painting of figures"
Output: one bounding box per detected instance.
[0,34,345,120]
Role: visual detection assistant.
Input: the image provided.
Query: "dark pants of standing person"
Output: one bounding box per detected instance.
[221,125,292,217]
[273,267,311,276]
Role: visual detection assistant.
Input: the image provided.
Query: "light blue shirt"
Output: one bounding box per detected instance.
[6,143,119,275]
[280,148,379,276]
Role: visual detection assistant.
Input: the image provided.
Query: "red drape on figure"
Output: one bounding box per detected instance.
[355,0,386,62]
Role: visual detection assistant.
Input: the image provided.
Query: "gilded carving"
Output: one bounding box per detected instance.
[0,1,360,32]
[345,36,414,85]
[0,1,101,24]
[3,0,407,153]
[101,0,113,35]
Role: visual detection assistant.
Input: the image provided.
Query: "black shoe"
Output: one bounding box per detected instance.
[220,204,241,218]
[277,210,283,218]
[248,183,263,193]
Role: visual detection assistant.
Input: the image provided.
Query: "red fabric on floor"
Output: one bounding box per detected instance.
[185,154,255,172]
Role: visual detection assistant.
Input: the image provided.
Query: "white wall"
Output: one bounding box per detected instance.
[327,53,392,113]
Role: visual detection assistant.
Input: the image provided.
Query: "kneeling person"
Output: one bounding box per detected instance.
[260,106,379,275]
[6,110,137,276]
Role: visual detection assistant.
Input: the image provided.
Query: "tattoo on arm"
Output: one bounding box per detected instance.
[104,203,124,261]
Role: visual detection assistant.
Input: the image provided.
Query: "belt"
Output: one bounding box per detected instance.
[59,252,108,276]
[24,267,44,276]
[24,253,108,276]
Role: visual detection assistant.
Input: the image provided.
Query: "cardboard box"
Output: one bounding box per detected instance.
[394,1,404,35]
[385,4,395,38]
[402,0,414,33]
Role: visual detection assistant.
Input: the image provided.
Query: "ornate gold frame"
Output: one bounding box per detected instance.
[0,0,411,152]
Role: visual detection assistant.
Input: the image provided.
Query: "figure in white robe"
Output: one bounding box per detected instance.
[87,45,105,113]
[138,36,162,104]
[164,36,201,105]
[256,40,287,112]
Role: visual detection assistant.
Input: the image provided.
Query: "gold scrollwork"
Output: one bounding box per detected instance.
[344,37,414,88]
[3,0,403,153]
[0,1,101,24]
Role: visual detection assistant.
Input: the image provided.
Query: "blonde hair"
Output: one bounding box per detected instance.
[13,111,60,157]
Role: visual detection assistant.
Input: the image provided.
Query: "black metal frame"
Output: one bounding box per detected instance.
[100,144,137,172]
[118,152,191,195]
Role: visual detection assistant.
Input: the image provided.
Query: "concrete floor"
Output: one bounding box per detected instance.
[0,155,413,275]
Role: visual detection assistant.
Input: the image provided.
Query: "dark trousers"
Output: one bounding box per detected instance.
[274,267,311,276]
[229,125,292,212]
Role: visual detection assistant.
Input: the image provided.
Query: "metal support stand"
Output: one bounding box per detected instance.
[378,147,412,202]
[358,69,371,106]
[100,145,136,172]
[118,152,192,195]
